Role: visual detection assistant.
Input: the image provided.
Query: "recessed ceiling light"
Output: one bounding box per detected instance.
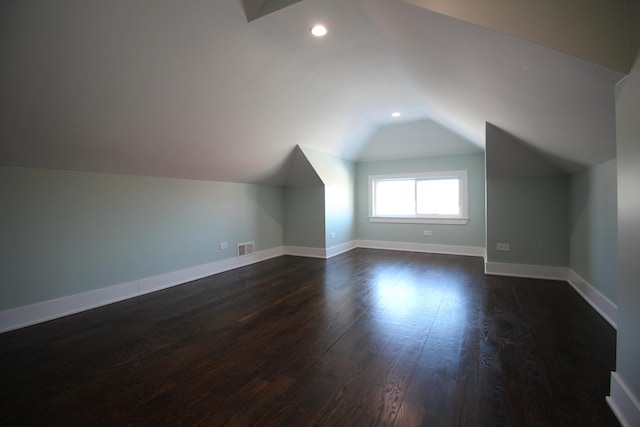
[391,112,401,118]
[311,24,328,37]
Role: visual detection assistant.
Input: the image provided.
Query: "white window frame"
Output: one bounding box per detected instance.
[368,170,469,225]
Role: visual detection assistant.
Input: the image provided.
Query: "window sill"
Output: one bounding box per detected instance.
[369,216,469,225]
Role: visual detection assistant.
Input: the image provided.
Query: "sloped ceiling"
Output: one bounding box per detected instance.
[402,0,630,73]
[0,0,626,184]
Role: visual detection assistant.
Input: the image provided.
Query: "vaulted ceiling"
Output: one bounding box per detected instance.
[0,0,628,184]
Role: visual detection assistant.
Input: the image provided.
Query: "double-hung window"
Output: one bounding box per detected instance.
[368,170,469,224]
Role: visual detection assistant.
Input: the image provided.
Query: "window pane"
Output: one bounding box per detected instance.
[416,179,459,215]
[375,179,415,215]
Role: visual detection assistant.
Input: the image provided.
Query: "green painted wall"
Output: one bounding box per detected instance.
[485,124,569,267]
[300,147,356,247]
[486,175,569,266]
[0,166,284,311]
[568,160,617,303]
[355,153,485,247]
[614,0,640,403]
[283,185,325,248]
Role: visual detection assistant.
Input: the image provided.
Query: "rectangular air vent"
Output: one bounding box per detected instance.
[237,241,255,257]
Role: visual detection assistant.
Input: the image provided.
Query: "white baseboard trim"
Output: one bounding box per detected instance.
[356,240,485,258]
[326,241,358,258]
[566,270,617,329]
[0,246,285,334]
[283,246,328,259]
[284,242,358,259]
[484,261,569,281]
[137,246,284,295]
[607,372,640,427]
[0,280,139,335]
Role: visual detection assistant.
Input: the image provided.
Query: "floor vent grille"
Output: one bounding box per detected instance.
[237,241,255,257]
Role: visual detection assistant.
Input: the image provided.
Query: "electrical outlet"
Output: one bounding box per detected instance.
[219,242,228,250]
[330,233,336,239]
[423,230,432,236]
[497,243,510,251]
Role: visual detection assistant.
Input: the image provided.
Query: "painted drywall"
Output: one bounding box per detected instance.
[486,175,568,266]
[485,125,569,267]
[356,153,485,248]
[0,166,284,311]
[356,119,482,162]
[283,185,325,248]
[614,0,640,406]
[283,146,324,187]
[569,160,617,304]
[300,147,356,247]
[402,0,629,73]
[485,123,569,177]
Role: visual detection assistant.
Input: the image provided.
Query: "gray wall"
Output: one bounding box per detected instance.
[485,125,569,266]
[0,166,284,311]
[282,146,326,249]
[568,160,617,303]
[486,176,569,266]
[283,185,325,248]
[356,153,485,248]
[614,0,640,403]
[301,147,356,247]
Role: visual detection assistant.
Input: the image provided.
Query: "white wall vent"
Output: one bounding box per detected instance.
[237,241,255,257]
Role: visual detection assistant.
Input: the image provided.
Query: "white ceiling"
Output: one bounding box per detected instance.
[0,0,626,184]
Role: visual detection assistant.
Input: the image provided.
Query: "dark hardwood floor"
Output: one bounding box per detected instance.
[0,249,619,426]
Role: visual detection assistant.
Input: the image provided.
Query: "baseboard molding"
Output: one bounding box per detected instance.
[326,241,358,258]
[0,246,285,334]
[283,246,328,259]
[0,280,140,335]
[567,270,617,329]
[484,261,568,281]
[607,372,640,427]
[356,240,485,258]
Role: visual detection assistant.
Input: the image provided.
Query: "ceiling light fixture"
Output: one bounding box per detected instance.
[311,24,328,37]
[391,112,401,118]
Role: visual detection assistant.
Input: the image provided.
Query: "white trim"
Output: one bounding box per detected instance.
[566,270,617,329]
[484,261,569,281]
[284,242,358,259]
[137,246,283,295]
[326,241,357,258]
[0,246,285,334]
[283,246,327,259]
[356,239,485,257]
[0,280,139,334]
[368,217,469,225]
[607,372,640,427]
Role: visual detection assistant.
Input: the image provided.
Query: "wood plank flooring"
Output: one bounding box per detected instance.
[0,249,619,426]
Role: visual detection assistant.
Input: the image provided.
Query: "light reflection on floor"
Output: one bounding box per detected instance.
[371,271,468,344]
